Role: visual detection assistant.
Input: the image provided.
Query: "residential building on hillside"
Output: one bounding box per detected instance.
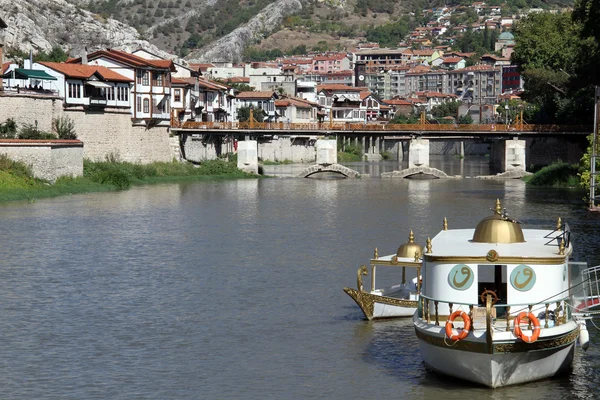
[312,53,352,73]
[296,81,318,103]
[252,70,296,96]
[353,48,411,70]
[385,99,414,117]
[448,65,502,104]
[299,70,353,86]
[480,54,511,67]
[275,96,319,123]
[197,78,235,122]
[317,84,369,123]
[33,61,132,109]
[410,91,458,112]
[68,49,175,125]
[364,67,409,100]
[236,91,279,121]
[501,65,522,93]
[439,57,466,70]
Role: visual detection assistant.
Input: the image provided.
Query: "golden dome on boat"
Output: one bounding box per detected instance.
[472,199,525,243]
[397,231,423,258]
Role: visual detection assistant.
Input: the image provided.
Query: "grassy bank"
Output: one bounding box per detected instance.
[523,161,581,188]
[0,155,256,203]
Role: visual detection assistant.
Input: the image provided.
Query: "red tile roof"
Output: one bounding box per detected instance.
[39,61,132,82]
[69,49,176,71]
[317,84,365,92]
[385,99,413,106]
[2,62,10,74]
[442,57,464,64]
[225,77,250,83]
[275,98,312,108]
[237,91,276,99]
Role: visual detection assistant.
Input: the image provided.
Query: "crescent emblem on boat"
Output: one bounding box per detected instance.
[510,265,536,291]
[448,264,474,291]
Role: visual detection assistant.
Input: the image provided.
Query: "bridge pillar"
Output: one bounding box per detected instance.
[316,139,337,165]
[504,138,526,172]
[237,140,258,174]
[408,138,430,168]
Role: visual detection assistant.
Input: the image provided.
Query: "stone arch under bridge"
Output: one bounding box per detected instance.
[381,166,458,179]
[297,164,361,178]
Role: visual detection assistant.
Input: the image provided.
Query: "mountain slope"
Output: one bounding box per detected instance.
[0,0,172,59]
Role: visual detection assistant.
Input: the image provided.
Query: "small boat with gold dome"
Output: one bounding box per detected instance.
[413,199,591,388]
[344,231,423,320]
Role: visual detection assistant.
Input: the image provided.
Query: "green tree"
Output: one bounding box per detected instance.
[511,12,593,123]
[389,112,419,124]
[572,0,600,87]
[35,46,69,62]
[237,107,267,122]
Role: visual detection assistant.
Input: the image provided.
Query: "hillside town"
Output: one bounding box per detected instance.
[0,0,537,129]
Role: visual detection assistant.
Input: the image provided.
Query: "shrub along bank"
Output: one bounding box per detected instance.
[523,161,581,188]
[0,155,255,203]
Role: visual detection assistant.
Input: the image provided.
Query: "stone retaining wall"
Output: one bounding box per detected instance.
[0,140,83,182]
[0,94,174,163]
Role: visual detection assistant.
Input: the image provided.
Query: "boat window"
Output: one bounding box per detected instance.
[477,264,507,306]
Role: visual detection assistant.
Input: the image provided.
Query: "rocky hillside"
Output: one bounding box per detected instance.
[0,0,174,59]
[0,0,575,64]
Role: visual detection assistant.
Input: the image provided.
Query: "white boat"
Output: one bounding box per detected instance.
[344,231,422,320]
[413,199,590,388]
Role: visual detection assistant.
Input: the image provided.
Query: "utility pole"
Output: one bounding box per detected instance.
[590,85,599,211]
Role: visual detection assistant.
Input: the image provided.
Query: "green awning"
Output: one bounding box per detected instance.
[1,68,57,81]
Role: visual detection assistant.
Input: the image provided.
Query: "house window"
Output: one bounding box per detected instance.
[137,96,142,112]
[106,87,114,101]
[68,83,81,98]
[123,88,129,102]
[142,71,149,86]
[155,72,163,86]
[174,89,181,102]
[143,98,149,113]
[137,70,143,84]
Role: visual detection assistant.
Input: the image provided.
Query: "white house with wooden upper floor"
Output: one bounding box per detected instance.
[68,49,176,125]
[317,84,369,123]
[236,91,279,121]
[275,96,320,123]
[32,61,132,109]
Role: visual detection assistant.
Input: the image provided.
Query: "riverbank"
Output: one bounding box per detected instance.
[523,161,581,188]
[0,155,256,203]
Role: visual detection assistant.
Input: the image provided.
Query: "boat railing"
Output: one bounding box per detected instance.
[418,295,571,332]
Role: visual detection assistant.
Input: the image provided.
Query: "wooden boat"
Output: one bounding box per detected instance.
[344,231,422,320]
[413,199,590,388]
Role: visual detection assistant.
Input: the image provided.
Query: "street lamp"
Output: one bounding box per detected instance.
[504,103,509,125]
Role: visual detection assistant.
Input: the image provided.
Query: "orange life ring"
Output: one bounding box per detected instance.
[445,310,471,341]
[513,311,541,343]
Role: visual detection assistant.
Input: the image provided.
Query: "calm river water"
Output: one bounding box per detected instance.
[1,158,600,399]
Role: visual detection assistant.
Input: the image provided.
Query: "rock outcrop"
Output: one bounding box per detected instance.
[185,0,305,63]
[0,0,172,59]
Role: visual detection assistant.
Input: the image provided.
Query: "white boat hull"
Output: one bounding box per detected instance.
[414,318,579,388]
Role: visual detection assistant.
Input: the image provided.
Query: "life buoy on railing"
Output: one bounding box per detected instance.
[513,311,541,343]
[445,310,471,341]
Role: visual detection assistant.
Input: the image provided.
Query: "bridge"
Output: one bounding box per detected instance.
[172,119,591,179]
[170,119,592,138]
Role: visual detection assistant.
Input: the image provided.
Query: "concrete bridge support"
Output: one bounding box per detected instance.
[408,138,430,168]
[237,140,258,174]
[488,138,527,177]
[316,139,337,165]
[365,135,383,161]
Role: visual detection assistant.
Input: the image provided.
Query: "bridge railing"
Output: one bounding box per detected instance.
[169,117,592,134]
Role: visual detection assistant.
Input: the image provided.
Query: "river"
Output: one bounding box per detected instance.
[0,159,599,399]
